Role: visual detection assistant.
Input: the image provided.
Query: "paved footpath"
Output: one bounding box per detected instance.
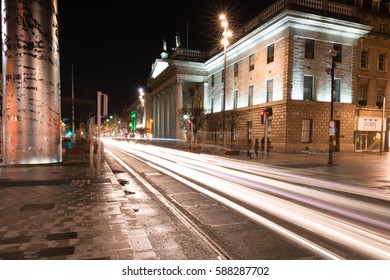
[226,149,390,198]
[0,154,157,260]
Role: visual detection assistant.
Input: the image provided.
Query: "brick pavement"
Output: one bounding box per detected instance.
[0,154,157,260]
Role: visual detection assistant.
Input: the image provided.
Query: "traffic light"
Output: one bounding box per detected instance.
[266,106,273,116]
[260,107,273,125]
[260,110,266,124]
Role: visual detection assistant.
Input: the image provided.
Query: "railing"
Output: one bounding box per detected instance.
[241,0,356,34]
[328,2,353,16]
[297,0,323,10]
[171,48,209,59]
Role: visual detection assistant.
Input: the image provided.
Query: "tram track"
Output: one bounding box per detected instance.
[106,148,232,260]
[104,144,354,260]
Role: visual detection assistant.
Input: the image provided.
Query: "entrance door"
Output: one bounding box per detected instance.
[334,120,340,152]
[355,133,367,151]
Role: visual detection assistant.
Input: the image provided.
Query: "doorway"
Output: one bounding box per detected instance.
[334,120,340,152]
[355,133,367,151]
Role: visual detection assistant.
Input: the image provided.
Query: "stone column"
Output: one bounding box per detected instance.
[155,94,160,138]
[175,80,183,140]
[160,91,165,138]
[170,90,176,139]
[2,0,61,164]
[152,95,156,137]
[202,82,209,110]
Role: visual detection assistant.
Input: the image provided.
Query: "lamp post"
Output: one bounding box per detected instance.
[328,48,338,166]
[380,95,389,155]
[139,88,146,130]
[220,14,232,146]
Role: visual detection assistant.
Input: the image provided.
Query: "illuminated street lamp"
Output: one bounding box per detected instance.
[327,48,338,166]
[139,88,146,131]
[139,88,145,106]
[220,14,232,145]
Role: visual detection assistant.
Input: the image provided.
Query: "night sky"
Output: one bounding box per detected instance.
[58,0,275,115]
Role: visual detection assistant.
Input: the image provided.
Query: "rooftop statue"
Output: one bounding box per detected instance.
[173,32,181,50]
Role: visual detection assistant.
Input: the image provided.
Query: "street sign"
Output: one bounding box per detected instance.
[329,120,335,128]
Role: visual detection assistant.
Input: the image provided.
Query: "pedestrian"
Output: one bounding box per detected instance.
[247,139,252,159]
[254,138,259,158]
[261,137,265,155]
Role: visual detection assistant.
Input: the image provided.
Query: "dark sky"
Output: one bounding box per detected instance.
[58,0,276,114]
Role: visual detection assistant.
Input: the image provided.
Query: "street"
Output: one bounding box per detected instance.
[103,138,390,260]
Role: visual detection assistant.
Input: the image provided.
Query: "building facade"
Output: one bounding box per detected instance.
[148,0,390,153]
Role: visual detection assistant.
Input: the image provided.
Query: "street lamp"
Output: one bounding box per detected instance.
[327,48,338,166]
[139,88,146,131]
[220,14,232,145]
[380,95,389,155]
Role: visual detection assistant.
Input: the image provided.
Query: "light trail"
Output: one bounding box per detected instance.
[103,139,390,259]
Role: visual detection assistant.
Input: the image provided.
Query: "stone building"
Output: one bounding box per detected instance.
[148,0,390,153]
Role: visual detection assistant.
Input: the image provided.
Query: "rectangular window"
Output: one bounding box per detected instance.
[210,97,214,113]
[249,54,255,71]
[247,121,253,141]
[377,84,385,106]
[334,78,341,103]
[358,83,367,104]
[373,0,380,12]
[333,43,342,63]
[304,76,313,100]
[234,63,238,77]
[305,39,315,59]
[248,85,254,106]
[233,90,238,109]
[267,44,274,64]
[302,119,312,143]
[211,75,215,87]
[266,79,273,102]
[363,19,371,26]
[360,49,369,69]
[378,52,387,71]
[380,23,389,35]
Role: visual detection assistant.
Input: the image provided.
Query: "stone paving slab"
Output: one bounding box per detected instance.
[0,154,157,260]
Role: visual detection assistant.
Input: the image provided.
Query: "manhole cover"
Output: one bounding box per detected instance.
[20,203,55,211]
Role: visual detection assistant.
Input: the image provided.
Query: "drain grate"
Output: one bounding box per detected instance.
[20,203,55,211]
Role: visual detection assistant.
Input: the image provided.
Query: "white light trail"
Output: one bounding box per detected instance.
[103,139,390,259]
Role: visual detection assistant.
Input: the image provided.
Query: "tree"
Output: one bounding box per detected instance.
[206,113,222,143]
[225,110,244,148]
[178,107,208,139]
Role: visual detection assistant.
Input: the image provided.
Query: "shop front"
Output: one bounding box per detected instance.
[355,117,389,151]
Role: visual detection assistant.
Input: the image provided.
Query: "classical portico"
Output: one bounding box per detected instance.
[148,48,208,142]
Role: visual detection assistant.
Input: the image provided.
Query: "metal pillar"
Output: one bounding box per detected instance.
[328,52,337,166]
[2,0,61,164]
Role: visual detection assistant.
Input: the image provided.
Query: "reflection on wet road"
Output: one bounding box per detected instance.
[104,139,390,260]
